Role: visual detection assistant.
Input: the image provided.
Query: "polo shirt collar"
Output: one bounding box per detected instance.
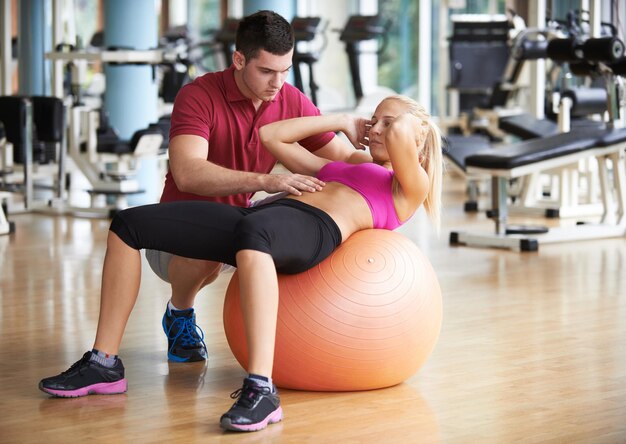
[224,65,282,104]
[225,66,246,102]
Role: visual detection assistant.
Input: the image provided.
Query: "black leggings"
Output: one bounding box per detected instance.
[110,199,342,274]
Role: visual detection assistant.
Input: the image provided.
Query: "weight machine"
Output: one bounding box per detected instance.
[291,17,327,106]
[6,46,170,218]
[337,15,392,109]
[450,32,626,252]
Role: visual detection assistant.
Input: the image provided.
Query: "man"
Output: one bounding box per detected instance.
[152,11,357,363]
[37,11,368,432]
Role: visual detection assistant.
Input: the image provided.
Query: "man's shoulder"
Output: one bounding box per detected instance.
[185,70,225,92]
[176,70,229,107]
[276,83,323,117]
[278,82,307,102]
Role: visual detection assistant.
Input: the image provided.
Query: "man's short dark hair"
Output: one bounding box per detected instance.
[235,10,294,61]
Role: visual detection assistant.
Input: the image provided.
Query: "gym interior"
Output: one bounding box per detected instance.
[2,0,626,441]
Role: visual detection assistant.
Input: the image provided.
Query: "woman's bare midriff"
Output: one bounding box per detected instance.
[286,182,374,243]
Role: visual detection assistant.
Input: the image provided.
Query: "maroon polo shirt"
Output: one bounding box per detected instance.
[161,66,334,207]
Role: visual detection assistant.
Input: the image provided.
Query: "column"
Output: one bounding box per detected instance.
[104,0,159,204]
[18,0,52,95]
[242,0,295,18]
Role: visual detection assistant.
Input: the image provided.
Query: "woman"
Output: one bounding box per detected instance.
[39,95,443,433]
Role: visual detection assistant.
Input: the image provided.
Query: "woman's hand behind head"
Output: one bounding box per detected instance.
[342,114,371,151]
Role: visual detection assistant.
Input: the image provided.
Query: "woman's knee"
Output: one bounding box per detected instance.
[106,229,131,251]
[109,210,141,249]
[234,217,272,253]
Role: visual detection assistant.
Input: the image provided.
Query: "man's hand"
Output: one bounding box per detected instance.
[260,173,326,196]
[343,115,371,150]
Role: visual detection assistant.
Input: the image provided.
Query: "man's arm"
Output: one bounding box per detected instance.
[168,135,324,197]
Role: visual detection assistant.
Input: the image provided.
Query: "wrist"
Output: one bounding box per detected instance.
[338,113,352,133]
[255,173,271,193]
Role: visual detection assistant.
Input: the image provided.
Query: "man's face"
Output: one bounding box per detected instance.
[234,49,294,103]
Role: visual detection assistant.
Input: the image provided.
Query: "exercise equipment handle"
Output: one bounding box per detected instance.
[547,36,625,63]
[514,39,548,60]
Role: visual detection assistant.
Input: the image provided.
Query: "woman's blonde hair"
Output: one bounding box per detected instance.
[382,95,444,232]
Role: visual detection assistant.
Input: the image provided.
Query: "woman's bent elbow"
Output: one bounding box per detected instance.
[259,126,272,147]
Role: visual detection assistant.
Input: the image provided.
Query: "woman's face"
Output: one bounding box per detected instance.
[368,100,408,161]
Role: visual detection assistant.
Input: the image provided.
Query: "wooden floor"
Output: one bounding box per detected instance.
[2,173,626,443]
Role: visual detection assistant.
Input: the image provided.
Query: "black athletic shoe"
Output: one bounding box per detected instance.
[220,378,283,432]
[162,305,208,362]
[39,351,127,397]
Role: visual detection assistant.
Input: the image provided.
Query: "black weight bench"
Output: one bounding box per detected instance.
[444,134,493,211]
[445,87,610,213]
[450,127,626,251]
[0,122,11,233]
[445,134,492,172]
[499,113,606,141]
[466,127,605,170]
[94,109,167,156]
[0,96,68,219]
[498,113,560,140]
[498,87,608,141]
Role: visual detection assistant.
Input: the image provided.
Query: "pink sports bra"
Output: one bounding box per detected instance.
[317,161,406,230]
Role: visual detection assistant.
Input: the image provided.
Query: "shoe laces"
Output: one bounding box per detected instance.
[166,314,206,347]
[229,381,272,409]
[61,352,92,376]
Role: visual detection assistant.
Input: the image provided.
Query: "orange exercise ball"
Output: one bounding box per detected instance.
[223,229,442,391]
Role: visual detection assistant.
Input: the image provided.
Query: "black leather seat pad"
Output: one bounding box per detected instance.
[499,113,560,140]
[465,127,626,170]
[444,134,492,171]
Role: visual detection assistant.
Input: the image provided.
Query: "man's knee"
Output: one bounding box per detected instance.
[146,250,224,285]
[169,255,223,284]
[201,259,224,285]
[145,249,173,283]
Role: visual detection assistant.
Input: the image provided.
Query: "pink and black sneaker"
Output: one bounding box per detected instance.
[39,351,127,397]
[220,378,283,432]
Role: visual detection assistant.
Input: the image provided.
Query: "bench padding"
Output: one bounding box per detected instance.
[444,134,492,171]
[499,113,560,140]
[465,127,626,170]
